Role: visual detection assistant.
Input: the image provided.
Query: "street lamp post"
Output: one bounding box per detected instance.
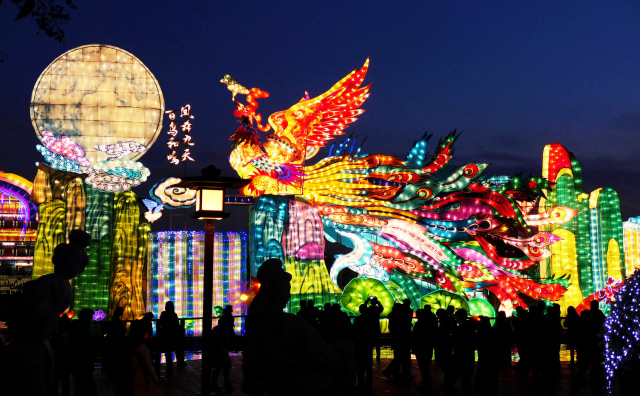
[175,165,248,396]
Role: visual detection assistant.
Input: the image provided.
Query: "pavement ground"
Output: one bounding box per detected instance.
[90,350,607,396]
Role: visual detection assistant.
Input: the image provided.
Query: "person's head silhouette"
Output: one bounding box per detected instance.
[248,258,293,318]
[256,258,292,309]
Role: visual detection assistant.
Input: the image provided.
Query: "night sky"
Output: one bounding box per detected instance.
[2,1,640,226]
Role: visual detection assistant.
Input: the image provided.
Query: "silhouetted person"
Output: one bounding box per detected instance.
[529,302,546,382]
[243,258,351,395]
[319,303,353,345]
[383,299,414,383]
[317,303,335,341]
[105,305,127,380]
[140,312,158,374]
[571,301,606,396]
[532,303,562,395]
[105,306,131,395]
[129,319,159,396]
[157,300,185,375]
[306,300,320,323]
[412,307,437,395]
[353,296,383,394]
[211,314,236,392]
[297,299,309,319]
[70,308,97,396]
[475,316,499,396]
[443,308,476,396]
[564,305,580,366]
[6,232,90,396]
[493,310,513,369]
[434,308,454,385]
[512,305,532,376]
[52,314,72,396]
[590,299,606,329]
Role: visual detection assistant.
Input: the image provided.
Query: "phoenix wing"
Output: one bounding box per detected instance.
[263,59,371,164]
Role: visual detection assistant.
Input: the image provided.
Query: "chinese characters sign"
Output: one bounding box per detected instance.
[166,104,195,165]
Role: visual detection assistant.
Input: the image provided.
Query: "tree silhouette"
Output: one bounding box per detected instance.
[1,0,76,62]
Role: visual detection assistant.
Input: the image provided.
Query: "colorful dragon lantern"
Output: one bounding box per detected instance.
[224,59,575,313]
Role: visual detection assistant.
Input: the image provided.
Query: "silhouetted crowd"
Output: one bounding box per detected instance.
[0,250,617,396]
[242,260,613,396]
[0,298,189,396]
[275,298,607,396]
[240,259,613,396]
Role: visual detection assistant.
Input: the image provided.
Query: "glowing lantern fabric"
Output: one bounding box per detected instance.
[31,164,149,319]
[227,59,371,197]
[229,60,640,318]
[30,45,163,191]
[421,290,469,314]
[468,298,496,324]
[230,60,577,313]
[541,144,626,314]
[250,196,341,310]
[623,218,640,277]
[340,278,394,317]
[0,172,38,243]
[147,231,247,336]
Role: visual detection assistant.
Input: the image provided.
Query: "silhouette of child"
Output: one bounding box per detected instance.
[211,313,236,392]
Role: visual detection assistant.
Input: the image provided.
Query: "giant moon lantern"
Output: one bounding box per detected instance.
[30,44,164,191]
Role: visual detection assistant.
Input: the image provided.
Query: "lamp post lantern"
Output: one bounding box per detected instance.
[175,165,248,396]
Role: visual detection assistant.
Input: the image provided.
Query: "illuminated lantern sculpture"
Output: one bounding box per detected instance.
[605,268,640,392]
[146,231,248,336]
[250,195,341,310]
[0,172,38,294]
[28,45,164,319]
[421,290,469,314]
[540,143,626,314]
[623,217,640,277]
[340,277,394,316]
[30,163,150,319]
[30,44,163,192]
[225,60,575,315]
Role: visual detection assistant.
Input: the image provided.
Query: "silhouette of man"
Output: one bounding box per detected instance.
[243,258,348,395]
[384,299,414,382]
[158,300,185,375]
[413,307,437,395]
[443,308,476,396]
[353,296,383,394]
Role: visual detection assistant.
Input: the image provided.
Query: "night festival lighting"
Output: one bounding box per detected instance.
[225,59,634,318]
[11,46,640,380]
[30,44,164,192]
[147,231,247,335]
[605,268,640,392]
[623,217,640,277]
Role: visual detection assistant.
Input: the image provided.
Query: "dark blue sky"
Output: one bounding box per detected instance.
[2,1,640,221]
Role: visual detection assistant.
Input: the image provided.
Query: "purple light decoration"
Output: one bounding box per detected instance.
[93,310,106,321]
